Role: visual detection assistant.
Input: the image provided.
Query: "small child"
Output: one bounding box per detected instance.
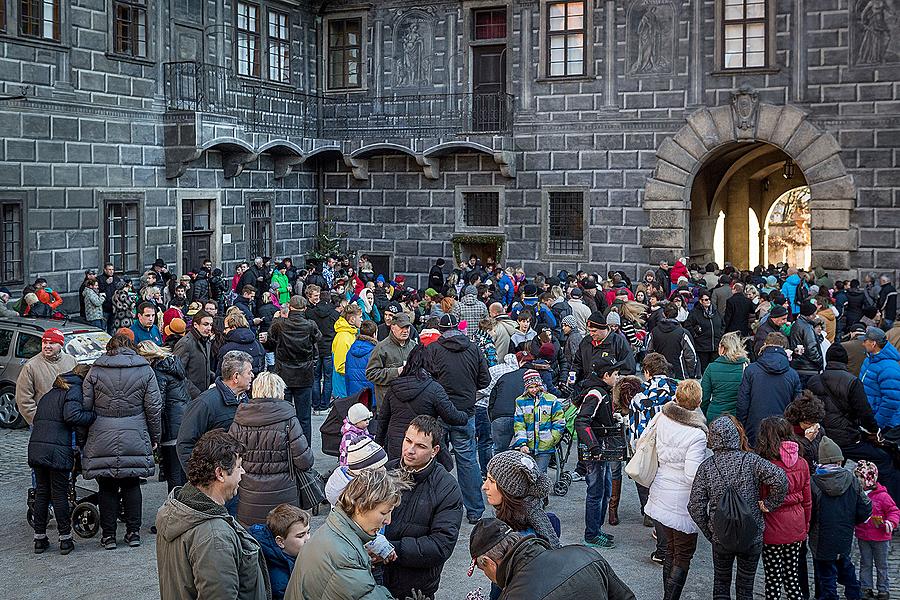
[809,437,872,600]
[853,461,899,600]
[339,402,373,466]
[248,504,310,600]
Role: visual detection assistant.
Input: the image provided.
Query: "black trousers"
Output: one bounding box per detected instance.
[160,446,187,492]
[33,467,71,537]
[712,542,762,600]
[698,351,718,373]
[97,476,142,537]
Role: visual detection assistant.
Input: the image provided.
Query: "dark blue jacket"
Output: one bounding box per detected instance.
[345,336,376,399]
[27,372,95,471]
[809,467,871,561]
[737,346,802,445]
[248,524,295,600]
[860,342,900,429]
[216,327,266,376]
[497,273,515,306]
[176,378,246,470]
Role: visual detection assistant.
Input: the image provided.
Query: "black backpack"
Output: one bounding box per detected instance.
[711,455,760,554]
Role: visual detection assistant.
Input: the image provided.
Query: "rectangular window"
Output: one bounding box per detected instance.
[1,0,7,33]
[328,18,362,90]
[113,0,148,58]
[546,190,585,255]
[236,1,261,77]
[0,201,24,285]
[105,201,140,274]
[267,9,290,83]
[248,200,273,258]
[547,1,585,77]
[723,0,767,69]
[473,8,506,40]
[20,0,60,41]
[463,192,500,228]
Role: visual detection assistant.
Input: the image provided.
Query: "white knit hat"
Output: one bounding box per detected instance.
[347,402,373,425]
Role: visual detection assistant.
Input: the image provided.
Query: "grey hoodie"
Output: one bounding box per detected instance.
[688,416,788,548]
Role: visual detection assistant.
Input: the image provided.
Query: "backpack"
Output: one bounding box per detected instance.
[795,282,809,305]
[710,455,760,554]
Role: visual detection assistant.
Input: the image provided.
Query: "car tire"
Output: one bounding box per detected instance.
[0,385,25,429]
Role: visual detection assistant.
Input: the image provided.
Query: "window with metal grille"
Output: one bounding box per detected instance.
[113,0,147,58]
[20,0,59,41]
[547,191,585,255]
[473,8,506,40]
[267,9,289,83]
[1,201,24,285]
[249,200,273,258]
[105,201,140,274]
[722,0,767,69]
[328,18,362,90]
[547,1,585,77]
[463,192,500,228]
[236,1,261,77]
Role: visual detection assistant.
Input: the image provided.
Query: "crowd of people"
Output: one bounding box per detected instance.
[9,252,900,600]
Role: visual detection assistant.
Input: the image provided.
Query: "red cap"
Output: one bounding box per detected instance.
[42,328,65,345]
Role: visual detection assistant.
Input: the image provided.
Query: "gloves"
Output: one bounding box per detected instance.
[405,591,431,600]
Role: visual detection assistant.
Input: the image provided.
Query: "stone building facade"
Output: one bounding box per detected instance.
[1,0,898,303]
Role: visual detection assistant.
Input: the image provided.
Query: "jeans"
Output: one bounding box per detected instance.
[33,467,71,538]
[533,453,552,473]
[712,542,762,600]
[313,354,334,410]
[858,539,890,593]
[97,476,142,538]
[103,311,114,334]
[89,319,105,330]
[842,440,900,504]
[160,445,187,493]
[584,460,611,540]
[813,556,861,600]
[610,459,622,481]
[446,416,485,519]
[491,417,515,454]
[474,406,493,479]
[657,523,698,571]
[286,386,313,445]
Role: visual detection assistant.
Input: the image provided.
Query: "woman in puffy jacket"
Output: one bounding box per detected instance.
[217,311,266,375]
[345,320,377,398]
[137,341,191,491]
[82,333,162,550]
[700,331,749,423]
[644,379,710,600]
[228,372,315,526]
[755,417,811,600]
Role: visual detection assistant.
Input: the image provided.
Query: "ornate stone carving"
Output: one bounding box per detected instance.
[731,85,760,138]
[626,0,675,76]
[392,10,434,89]
[852,0,900,65]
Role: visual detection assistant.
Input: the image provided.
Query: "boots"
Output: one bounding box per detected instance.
[664,566,689,600]
[608,478,622,525]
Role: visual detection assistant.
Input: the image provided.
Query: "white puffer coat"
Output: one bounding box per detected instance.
[645,401,709,534]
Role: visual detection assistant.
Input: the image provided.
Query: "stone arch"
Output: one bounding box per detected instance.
[642,89,857,274]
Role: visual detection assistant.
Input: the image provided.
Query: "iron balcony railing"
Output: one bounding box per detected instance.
[163,61,514,138]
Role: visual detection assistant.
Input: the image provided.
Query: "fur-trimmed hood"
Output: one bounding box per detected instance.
[661,401,708,432]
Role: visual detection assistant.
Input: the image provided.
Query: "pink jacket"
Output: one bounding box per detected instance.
[855,483,900,542]
[762,441,812,545]
[338,420,372,467]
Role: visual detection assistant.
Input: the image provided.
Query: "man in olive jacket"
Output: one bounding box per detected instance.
[156,429,269,600]
[365,312,415,415]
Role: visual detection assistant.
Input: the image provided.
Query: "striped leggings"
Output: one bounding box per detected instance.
[762,541,804,600]
[712,543,762,600]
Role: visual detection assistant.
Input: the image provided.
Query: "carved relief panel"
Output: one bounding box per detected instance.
[852,0,900,65]
[390,9,436,90]
[626,0,676,76]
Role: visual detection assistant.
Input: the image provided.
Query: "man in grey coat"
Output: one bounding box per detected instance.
[174,310,215,399]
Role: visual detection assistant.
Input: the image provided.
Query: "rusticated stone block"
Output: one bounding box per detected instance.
[673,126,707,160]
[809,175,856,201]
[686,108,721,150]
[797,132,841,172]
[654,159,690,186]
[771,105,807,148]
[810,208,851,230]
[810,229,857,251]
[644,178,685,204]
[657,138,696,172]
[708,106,734,145]
[641,228,685,248]
[756,104,783,142]
[804,154,847,184]
[648,209,688,229]
[784,122,821,162]
[811,250,851,271]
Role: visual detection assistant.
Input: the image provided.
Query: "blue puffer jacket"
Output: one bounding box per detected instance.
[860,342,900,429]
[737,346,803,445]
[248,524,295,600]
[345,335,377,400]
[780,274,804,315]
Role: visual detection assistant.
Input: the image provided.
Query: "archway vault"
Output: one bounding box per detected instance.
[642,87,857,274]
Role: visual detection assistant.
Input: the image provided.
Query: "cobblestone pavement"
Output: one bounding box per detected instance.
[1,421,897,599]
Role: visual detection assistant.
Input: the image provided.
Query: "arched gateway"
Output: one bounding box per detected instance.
[642,87,857,275]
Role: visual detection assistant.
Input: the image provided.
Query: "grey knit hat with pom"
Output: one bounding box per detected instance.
[487,451,552,499]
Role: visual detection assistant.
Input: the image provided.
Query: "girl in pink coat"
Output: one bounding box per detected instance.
[854,460,899,599]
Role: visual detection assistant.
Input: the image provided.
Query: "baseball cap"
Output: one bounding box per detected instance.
[569,288,583,298]
[392,313,412,327]
[864,326,886,343]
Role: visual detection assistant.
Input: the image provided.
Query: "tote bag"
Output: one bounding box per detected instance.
[624,412,660,487]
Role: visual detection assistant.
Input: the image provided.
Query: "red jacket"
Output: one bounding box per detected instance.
[855,483,900,542]
[669,261,689,286]
[37,288,63,309]
[762,441,812,545]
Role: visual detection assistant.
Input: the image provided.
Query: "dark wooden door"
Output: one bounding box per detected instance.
[182,199,213,274]
[472,44,506,132]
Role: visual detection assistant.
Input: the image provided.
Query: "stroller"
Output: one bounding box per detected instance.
[26,452,101,539]
[319,387,374,457]
[552,404,579,496]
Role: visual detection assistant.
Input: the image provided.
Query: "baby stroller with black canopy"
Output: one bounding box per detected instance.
[26,450,101,539]
[319,387,374,457]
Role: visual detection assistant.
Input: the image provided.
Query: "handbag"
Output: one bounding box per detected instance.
[285,424,326,512]
[624,412,660,487]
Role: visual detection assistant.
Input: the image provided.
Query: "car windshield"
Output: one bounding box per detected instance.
[64,331,111,363]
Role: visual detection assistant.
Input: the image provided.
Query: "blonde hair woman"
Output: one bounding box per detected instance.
[700,331,750,423]
[227,371,314,526]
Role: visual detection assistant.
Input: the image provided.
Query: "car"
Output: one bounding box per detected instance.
[0,317,111,429]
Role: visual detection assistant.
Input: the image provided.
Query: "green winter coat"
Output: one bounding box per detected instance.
[284,505,393,600]
[271,271,291,305]
[512,392,566,455]
[700,355,749,423]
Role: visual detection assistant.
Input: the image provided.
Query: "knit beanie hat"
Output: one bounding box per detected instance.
[522,369,544,389]
[587,311,608,329]
[800,301,817,317]
[42,328,65,345]
[538,342,556,359]
[854,460,879,490]
[825,343,848,365]
[486,451,552,500]
[463,285,478,297]
[346,436,388,475]
[818,436,844,465]
[560,315,578,330]
[116,327,136,342]
[606,311,621,326]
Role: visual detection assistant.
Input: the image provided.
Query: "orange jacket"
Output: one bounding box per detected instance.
[37,288,63,309]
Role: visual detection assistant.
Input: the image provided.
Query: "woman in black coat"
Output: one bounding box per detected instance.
[374,345,468,470]
[137,341,191,491]
[217,311,266,375]
[27,365,95,554]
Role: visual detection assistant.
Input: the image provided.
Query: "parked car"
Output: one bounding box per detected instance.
[0,317,110,428]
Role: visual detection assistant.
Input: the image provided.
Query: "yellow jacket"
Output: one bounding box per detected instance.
[332,317,358,375]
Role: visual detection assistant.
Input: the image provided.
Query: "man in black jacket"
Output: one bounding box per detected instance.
[646,305,698,380]
[304,284,338,412]
[571,312,636,394]
[878,274,897,329]
[426,313,490,524]
[469,518,636,600]
[382,416,462,600]
[263,296,320,443]
[752,305,788,357]
[98,263,120,334]
[428,258,446,292]
[684,291,723,372]
[789,301,824,387]
[723,282,754,336]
